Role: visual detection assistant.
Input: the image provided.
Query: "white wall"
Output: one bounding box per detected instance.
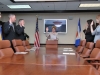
[1,12,99,44]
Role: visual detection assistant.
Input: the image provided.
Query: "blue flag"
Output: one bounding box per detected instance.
[75,18,81,47]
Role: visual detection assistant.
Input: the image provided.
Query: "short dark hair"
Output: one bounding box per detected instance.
[18,19,24,23]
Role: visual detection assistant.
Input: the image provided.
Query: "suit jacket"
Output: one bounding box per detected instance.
[3,21,16,41]
[15,25,25,40]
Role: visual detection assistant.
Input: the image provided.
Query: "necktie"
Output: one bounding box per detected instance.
[11,24,15,31]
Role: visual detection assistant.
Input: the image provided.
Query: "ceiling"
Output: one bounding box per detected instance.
[0,0,100,12]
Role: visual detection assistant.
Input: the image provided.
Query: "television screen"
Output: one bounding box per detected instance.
[44,19,67,33]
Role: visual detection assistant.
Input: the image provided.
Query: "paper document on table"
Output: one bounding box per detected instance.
[30,49,35,51]
[63,48,72,49]
[68,50,73,51]
[14,52,28,54]
[63,53,69,55]
[63,49,73,51]
[26,47,36,51]
[63,50,69,51]
[69,53,75,55]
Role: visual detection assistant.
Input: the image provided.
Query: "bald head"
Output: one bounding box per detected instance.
[9,14,16,22]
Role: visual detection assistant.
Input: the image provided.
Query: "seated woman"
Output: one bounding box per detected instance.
[83,19,96,42]
[45,26,58,40]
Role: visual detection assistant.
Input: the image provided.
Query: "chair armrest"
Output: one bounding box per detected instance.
[80,54,89,58]
[80,56,88,58]
[91,63,100,65]
[84,58,100,61]
[78,52,82,54]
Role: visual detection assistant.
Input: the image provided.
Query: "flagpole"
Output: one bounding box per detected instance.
[36,15,38,18]
[80,18,82,40]
[34,15,40,50]
[34,15,38,50]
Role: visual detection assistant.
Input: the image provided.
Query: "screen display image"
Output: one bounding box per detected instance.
[44,19,67,33]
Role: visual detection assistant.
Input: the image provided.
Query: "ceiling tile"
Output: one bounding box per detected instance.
[66,2,80,10]
[87,7,100,10]
[77,8,88,10]
[0,5,12,11]
[77,7,100,10]
[41,2,54,10]
[0,0,13,5]
[54,2,67,10]
[29,3,44,10]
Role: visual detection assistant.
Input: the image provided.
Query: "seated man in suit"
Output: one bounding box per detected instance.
[15,19,25,40]
[45,26,58,40]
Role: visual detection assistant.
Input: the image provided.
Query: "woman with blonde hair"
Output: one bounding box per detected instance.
[90,14,100,44]
[45,26,58,40]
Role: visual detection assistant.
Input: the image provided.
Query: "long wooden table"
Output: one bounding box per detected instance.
[0,47,99,75]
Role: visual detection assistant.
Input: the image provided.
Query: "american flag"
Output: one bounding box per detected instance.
[34,17,40,49]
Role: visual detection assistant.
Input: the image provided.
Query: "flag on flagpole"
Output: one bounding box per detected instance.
[75,18,81,47]
[34,17,40,49]
[0,25,2,40]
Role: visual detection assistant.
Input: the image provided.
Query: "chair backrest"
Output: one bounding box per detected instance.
[76,40,86,53]
[22,40,31,49]
[81,42,94,57]
[90,40,100,58]
[95,40,100,48]
[0,40,14,58]
[12,39,26,52]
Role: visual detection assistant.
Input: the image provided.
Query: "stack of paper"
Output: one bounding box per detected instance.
[63,53,75,55]
[63,50,69,51]
[63,48,72,49]
[69,53,75,55]
[14,52,28,54]
[68,50,73,51]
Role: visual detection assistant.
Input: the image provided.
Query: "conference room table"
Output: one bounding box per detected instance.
[0,47,99,75]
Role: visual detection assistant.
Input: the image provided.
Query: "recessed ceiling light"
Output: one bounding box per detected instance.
[79,4,100,7]
[7,5,31,9]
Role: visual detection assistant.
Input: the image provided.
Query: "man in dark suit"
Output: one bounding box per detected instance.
[15,19,25,40]
[3,14,16,52]
[4,14,16,41]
